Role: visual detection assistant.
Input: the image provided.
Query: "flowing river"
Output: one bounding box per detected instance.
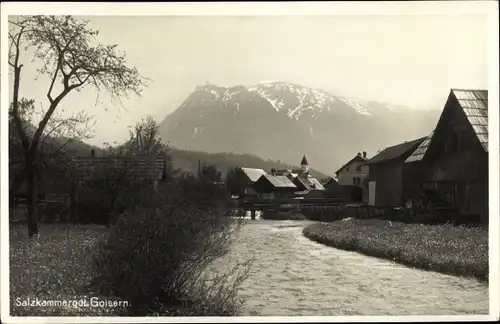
[210,218,489,316]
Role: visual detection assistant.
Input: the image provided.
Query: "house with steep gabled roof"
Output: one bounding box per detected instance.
[275,154,327,198]
[292,174,326,198]
[365,137,426,207]
[404,89,489,224]
[240,167,267,183]
[254,174,297,199]
[321,177,341,198]
[228,167,267,199]
[335,151,369,187]
[334,151,369,202]
[234,155,326,200]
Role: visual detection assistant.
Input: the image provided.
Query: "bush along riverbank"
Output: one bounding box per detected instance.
[11,175,249,316]
[302,219,488,282]
[90,176,250,316]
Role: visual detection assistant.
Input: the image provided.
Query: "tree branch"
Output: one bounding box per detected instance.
[41,119,66,142]
[46,59,61,103]
[12,15,148,159]
[10,27,31,156]
[29,92,67,158]
[41,137,71,159]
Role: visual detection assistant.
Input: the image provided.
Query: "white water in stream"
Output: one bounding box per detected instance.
[211,218,489,316]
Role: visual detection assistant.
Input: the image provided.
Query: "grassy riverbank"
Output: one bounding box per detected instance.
[303,219,488,282]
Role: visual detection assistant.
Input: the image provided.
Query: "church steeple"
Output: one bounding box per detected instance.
[300,154,309,175]
[300,154,309,166]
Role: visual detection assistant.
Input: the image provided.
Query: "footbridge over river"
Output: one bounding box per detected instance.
[228,197,347,219]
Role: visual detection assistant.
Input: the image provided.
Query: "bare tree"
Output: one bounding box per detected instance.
[127,116,167,157]
[9,15,148,237]
[126,116,179,178]
[9,98,95,198]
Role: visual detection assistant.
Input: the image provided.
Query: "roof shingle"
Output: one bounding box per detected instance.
[366,137,426,165]
[70,155,166,182]
[240,167,267,183]
[294,175,326,191]
[274,175,297,188]
[258,174,297,189]
[335,155,368,174]
[451,89,488,152]
[405,131,434,163]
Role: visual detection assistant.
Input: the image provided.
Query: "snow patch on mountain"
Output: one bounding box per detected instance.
[339,97,373,116]
[250,81,374,118]
[193,81,411,120]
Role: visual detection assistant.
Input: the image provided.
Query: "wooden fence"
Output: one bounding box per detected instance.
[10,195,72,224]
[230,197,346,211]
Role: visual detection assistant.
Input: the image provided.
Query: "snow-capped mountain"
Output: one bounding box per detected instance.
[249,81,377,117]
[159,81,439,174]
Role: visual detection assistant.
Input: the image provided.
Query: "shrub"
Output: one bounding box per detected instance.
[74,192,112,225]
[90,176,249,316]
[40,201,71,223]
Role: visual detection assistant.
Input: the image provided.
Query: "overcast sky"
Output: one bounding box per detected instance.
[11,14,489,146]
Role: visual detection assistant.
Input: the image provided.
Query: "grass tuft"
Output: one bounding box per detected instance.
[9,224,121,316]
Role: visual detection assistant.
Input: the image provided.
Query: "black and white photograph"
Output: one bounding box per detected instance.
[1,1,499,322]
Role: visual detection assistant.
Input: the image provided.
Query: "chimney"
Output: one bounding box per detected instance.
[271,168,276,176]
[363,151,367,159]
[90,149,95,158]
[357,152,361,157]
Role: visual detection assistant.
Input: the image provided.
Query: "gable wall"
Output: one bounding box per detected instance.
[337,159,369,186]
[425,96,487,182]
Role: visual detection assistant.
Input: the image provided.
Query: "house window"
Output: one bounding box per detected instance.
[356,165,362,172]
[353,177,361,186]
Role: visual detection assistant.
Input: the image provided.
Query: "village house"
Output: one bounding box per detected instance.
[238,167,267,199]
[292,176,326,198]
[365,137,426,207]
[404,89,488,224]
[229,155,328,203]
[237,155,326,200]
[273,155,327,198]
[253,173,297,199]
[70,150,168,187]
[321,177,340,198]
[335,152,369,202]
[69,150,168,219]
